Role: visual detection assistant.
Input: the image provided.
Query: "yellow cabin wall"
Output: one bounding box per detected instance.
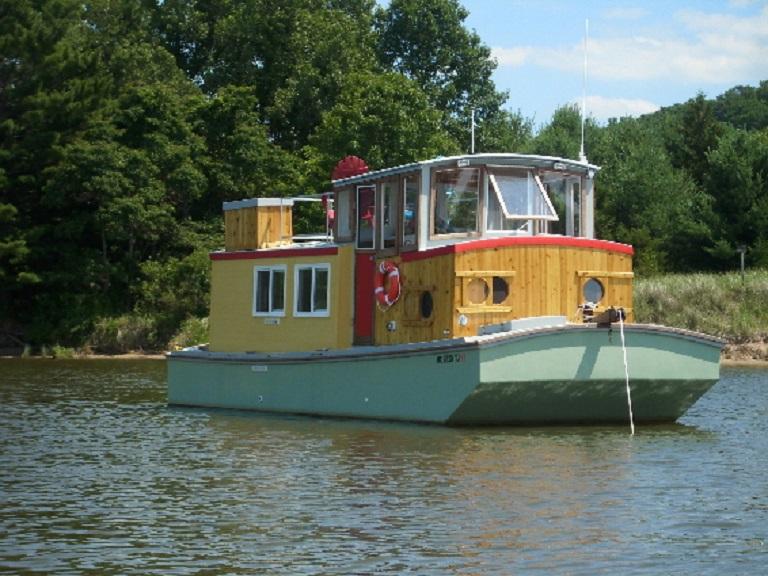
[209,245,354,352]
[374,244,633,345]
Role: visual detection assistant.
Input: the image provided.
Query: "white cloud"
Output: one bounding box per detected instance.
[492,46,533,68]
[603,7,649,20]
[578,95,660,121]
[494,5,768,85]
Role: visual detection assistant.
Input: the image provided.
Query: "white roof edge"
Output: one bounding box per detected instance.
[223,197,295,211]
[331,153,601,187]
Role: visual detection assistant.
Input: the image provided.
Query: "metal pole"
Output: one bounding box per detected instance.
[740,248,745,284]
[737,245,746,284]
[471,108,476,154]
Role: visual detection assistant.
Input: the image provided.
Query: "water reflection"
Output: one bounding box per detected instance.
[1,361,767,575]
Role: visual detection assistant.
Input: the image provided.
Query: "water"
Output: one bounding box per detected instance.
[1,360,767,575]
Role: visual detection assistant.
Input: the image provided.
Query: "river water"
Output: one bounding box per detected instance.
[0,360,766,575]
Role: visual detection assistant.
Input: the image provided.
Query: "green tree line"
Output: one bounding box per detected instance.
[1,0,766,350]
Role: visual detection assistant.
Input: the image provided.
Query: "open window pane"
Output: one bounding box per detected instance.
[489,169,557,220]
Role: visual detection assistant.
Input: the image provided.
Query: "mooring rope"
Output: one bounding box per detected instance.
[617,310,635,435]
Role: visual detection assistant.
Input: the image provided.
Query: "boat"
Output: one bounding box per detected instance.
[167,153,723,425]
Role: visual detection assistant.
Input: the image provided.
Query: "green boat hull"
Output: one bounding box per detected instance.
[167,324,722,425]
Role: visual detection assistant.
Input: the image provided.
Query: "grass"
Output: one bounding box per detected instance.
[633,269,768,344]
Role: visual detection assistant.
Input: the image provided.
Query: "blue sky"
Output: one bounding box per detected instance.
[457,0,768,126]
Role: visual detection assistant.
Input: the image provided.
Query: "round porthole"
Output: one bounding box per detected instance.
[492,276,509,304]
[420,291,434,319]
[467,278,489,304]
[583,278,604,304]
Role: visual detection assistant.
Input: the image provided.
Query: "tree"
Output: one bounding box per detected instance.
[531,104,600,160]
[714,81,768,131]
[705,126,768,267]
[200,85,303,213]
[592,117,716,274]
[374,0,507,149]
[304,71,459,189]
[666,93,724,186]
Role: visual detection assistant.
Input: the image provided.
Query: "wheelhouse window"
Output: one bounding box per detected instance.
[253,266,286,316]
[402,174,419,248]
[540,172,582,236]
[487,168,558,233]
[335,188,353,241]
[380,181,397,249]
[294,264,330,317]
[433,168,479,235]
[357,185,375,249]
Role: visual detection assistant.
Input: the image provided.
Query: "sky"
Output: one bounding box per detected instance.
[457,0,768,126]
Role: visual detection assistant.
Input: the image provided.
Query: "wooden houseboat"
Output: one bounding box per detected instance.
[167,153,722,425]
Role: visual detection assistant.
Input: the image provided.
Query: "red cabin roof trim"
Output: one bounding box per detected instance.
[400,236,633,263]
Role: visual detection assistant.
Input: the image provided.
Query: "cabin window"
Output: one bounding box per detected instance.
[335,188,353,241]
[542,176,568,235]
[357,185,375,249]
[433,168,479,235]
[583,278,604,304]
[294,264,331,317]
[492,276,509,304]
[252,266,286,316]
[403,175,419,248]
[380,181,397,249]
[487,168,558,233]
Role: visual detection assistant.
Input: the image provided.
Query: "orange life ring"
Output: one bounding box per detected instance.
[374,261,401,308]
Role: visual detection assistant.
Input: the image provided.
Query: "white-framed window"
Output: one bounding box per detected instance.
[487,168,558,232]
[433,168,480,235]
[252,265,286,316]
[294,264,331,317]
[402,174,419,248]
[357,185,376,249]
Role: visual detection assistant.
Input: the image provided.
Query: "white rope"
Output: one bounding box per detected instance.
[617,310,635,435]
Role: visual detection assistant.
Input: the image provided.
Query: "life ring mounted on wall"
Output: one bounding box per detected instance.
[374,260,401,309]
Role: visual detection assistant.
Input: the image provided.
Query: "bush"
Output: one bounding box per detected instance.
[89,314,159,354]
[168,317,209,350]
[634,270,768,342]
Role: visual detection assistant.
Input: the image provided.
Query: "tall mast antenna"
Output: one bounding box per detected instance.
[579,18,588,163]
[471,108,476,154]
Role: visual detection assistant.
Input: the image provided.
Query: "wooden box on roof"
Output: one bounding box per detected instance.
[223,198,293,251]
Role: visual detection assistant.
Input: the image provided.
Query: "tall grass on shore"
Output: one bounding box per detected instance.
[634,270,768,343]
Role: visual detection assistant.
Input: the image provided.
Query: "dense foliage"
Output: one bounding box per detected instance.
[1,0,766,350]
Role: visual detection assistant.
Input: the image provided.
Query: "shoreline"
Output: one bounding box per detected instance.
[2,349,767,367]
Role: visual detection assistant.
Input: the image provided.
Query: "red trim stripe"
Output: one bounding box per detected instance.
[400,236,633,262]
[211,247,339,260]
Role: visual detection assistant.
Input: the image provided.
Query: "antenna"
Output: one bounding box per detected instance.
[579,19,588,163]
[471,108,476,154]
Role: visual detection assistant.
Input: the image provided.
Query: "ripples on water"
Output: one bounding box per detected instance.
[1,360,767,575]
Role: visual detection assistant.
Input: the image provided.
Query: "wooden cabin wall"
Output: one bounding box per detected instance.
[372,245,633,345]
[373,254,455,346]
[451,244,633,338]
[224,206,293,251]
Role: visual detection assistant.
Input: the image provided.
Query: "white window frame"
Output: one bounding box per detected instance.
[293,264,331,317]
[488,169,558,221]
[252,265,287,317]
